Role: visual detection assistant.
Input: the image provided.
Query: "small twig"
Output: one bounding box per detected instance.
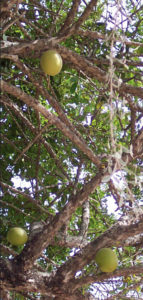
[34,112,41,200]
[130,108,136,144]
[79,200,90,239]
[2,12,26,34]
[0,244,18,258]
[1,95,70,181]
[0,181,50,214]
[0,199,35,219]
[14,123,49,164]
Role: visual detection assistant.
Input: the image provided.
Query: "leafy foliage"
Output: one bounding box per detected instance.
[0,0,143,299]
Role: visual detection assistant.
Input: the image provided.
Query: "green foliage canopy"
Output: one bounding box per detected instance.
[0,0,143,299]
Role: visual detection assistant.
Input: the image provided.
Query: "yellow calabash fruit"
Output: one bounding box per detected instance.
[40,50,63,76]
[7,227,28,246]
[95,248,118,272]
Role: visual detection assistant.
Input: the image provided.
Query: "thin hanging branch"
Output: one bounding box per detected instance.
[13,123,49,164]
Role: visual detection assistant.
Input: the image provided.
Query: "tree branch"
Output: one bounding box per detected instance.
[79,200,90,238]
[52,211,143,284]
[2,41,143,99]
[68,264,143,292]
[77,29,143,48]
[0,0,23,13]
[1,80,102,167]
[0,181,49,214]
[58,0,81,35]
[59,0,98,38]
[13,171,104,270]
[1,96,70,181]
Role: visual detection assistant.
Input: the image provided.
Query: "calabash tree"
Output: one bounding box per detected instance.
[0,0,143,299]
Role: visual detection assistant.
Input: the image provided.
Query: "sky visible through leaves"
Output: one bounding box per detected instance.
[0,0,143,299]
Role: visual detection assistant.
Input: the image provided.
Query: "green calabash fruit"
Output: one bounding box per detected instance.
[95,247,118,272]
[7,227,28,246]
[40,50,63,76]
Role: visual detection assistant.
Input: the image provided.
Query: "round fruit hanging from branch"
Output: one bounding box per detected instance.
[7,227,28,246]
[40,50,63,76]
[95,248,118,273]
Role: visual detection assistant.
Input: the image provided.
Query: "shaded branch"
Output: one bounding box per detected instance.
[0,0,23,13]
[58,0,81,35]
[68,264,143,292]
[2,41,143,98]
[0,245,17,257]
[0,199,35,219]
[59,0,98,39]
[1,80,102,167]
[77,29,143,48]
[133,126,143,157]
[53,211,143,284]
[79,200,90,239]
[0,182,49,214]
[13,123,49,164]
[13,171,104,270]
[1,96,70,181]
